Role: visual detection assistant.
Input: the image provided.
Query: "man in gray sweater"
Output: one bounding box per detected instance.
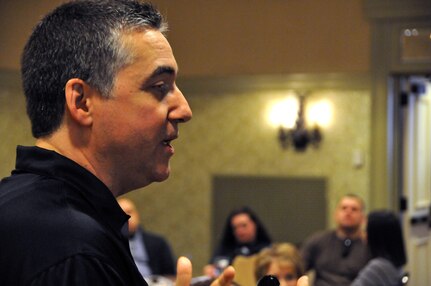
[301,194,371,286]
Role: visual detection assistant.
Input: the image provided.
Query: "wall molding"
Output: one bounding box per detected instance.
[178,73,371,95]
[2,68,371,97]
[364,0,431,20]
[364,0,431,210]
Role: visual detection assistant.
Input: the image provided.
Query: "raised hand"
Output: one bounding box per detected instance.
[175,257,235,286]
[175,256,307,286]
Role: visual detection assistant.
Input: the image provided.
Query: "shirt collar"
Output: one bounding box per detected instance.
[15,145,129,237]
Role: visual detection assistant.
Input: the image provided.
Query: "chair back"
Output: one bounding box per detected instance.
[232,255,258,286]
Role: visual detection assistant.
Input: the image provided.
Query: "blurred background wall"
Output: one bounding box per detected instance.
[0,0,372,274]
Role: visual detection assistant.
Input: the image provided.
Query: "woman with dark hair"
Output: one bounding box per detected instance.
[351,210,407,286]
[203,206,272,278]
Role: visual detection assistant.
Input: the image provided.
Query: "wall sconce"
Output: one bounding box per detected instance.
[269,92,330,151]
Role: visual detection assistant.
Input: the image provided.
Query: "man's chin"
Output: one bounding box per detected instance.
[152,168,171,182]
[126,168,171,191]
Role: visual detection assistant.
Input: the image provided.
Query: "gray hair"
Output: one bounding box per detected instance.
[21,0,168,138]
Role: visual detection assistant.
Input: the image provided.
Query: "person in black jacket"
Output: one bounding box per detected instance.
[0,1,229,285]
[0,0,309,285]
[118,198,176,278]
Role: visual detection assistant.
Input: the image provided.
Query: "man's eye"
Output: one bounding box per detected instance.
[151,82,172,97]
[152,83,169,94]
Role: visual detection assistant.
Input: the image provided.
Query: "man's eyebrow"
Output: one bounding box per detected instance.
[148,66,176,80]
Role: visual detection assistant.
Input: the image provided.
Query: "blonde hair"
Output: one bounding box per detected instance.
[254,243,304,281]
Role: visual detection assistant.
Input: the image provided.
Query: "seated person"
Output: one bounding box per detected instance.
[300,194,371,286]
[255,243,305,286]
[204,206,272,278]
[118,198,176,279]
[351,210,407,286]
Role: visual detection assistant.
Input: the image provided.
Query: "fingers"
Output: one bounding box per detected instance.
[296,275,309,286]
[175,256,192,286]
[176,258,235,286]
[210,266,235,286]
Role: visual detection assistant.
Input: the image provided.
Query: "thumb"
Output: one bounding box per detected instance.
[175,256,192,286]
[210,266,235,286]
[296,276,309,286]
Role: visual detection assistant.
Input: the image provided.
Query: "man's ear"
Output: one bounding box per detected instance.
[64,78,93,126]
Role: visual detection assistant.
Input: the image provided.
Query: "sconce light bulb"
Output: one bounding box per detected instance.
[268,96,299,128]
[307,100,332,128]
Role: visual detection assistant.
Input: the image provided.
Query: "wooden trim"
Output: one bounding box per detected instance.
[178,73,371,95]
[364,0,431,20]
[365,0,431,210]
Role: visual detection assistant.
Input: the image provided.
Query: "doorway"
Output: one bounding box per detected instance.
[396,75,431,285]
[364,1,431,284]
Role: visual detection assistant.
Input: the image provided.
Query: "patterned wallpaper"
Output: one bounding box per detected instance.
[125,78,371,273]
[0,72,371,275]
[0,84,34,176]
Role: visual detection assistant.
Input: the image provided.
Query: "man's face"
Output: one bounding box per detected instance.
[231,213,257,244]
[334,197,364,232]
[90,29,192,193]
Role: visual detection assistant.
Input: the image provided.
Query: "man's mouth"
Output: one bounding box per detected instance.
[163,133,178,146]
[162,140,172,147]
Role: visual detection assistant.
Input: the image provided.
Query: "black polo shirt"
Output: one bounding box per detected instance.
[0,146,148,286]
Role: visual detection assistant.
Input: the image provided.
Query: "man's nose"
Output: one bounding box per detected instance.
[171,85,192,123]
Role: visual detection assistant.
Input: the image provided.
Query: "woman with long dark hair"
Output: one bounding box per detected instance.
[351,210,407,286]
[203,206,272,278]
